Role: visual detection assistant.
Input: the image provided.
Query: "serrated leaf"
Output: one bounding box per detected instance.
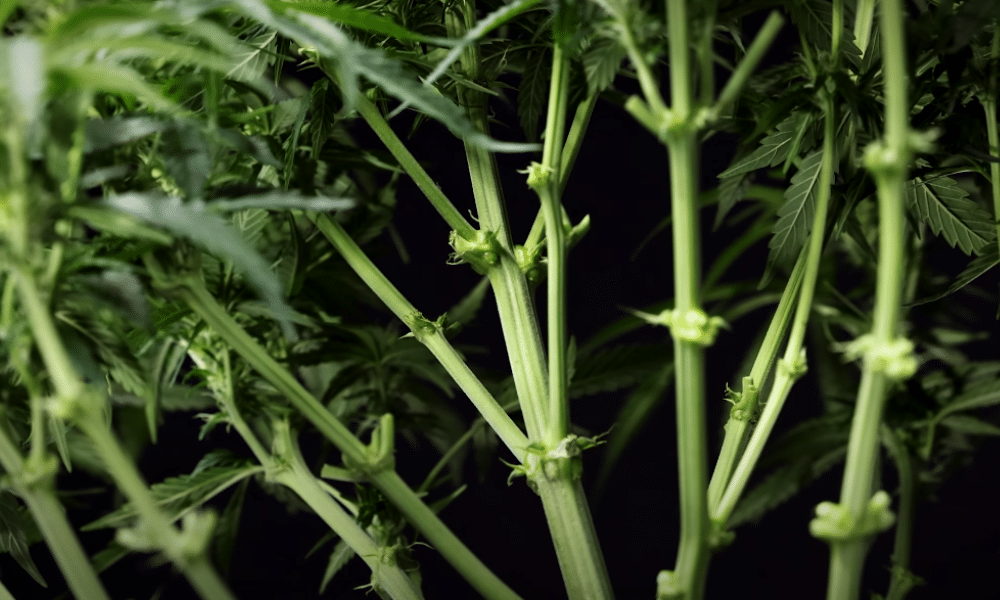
[570,343,673,398]
[718,112,805,178]
[935,379,1000,422]
[215,127,282,168]
[81,454,262,531]
[245,6,539,153]
[582,35,627,96]
[788,0,837,51]
[594,362,674,496]
[0,493,47,588]
[319,539,357,594]
[213,478,249,578]
[102,191,296,340]
[713,172,754,229]
[905,176,996,255]
[519,47,550,142]
[907,243,998,307]
[765,149,824,278]
[227,30,278,81]
[729,446,846,528]
[309,78,339,159]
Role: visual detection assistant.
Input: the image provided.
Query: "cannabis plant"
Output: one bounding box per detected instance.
[0,0,997,599]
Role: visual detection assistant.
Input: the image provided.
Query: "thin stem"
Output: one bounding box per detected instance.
[307,214,529,458]
[711,12,785,122]
[0,420,112,600]
[352,94,477,241]
[444,0,551,441]
[539,42,572,445]
[663,1,710,596]
[715,91,838,526]
[523,91,599,259]
[706,247,807,515]
[983,22,1000,261]
[882,426,917,600]
[161,259,523,600]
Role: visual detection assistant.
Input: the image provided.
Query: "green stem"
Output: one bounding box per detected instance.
[661,1,711,596]
[306,214,529,458]
[538,42,572,445]
[827,0,912,595]
[0,420,111,600]
[523,91,599,262]
[270,419,425,600]
[882,426,917,600]
[351,93,477,241]
[711,12,785,122]
[706,246,807,515]
[159,257,523,600]
[443,0,551,442]
[370,470,524,600]
[714,91,838,527]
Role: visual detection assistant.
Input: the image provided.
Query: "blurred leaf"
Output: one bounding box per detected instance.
[445,276,491,328]
[594,361,674,496]
[582,34,626,96]
[266,0,455,46]
[940,414,1000,437]
[83,115,169,153]
[518,47,550,142]
[161,121,212,201]
[213,477,250,578]
[205,191,354,213]
[907,243,998,307]
[319,539,356,594]
[0,492,47,588]
[102,191,296,339]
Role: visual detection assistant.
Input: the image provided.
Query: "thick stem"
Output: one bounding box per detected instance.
[827,0,912,595]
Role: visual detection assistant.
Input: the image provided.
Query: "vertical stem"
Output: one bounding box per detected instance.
[882,426,917,600]
[827,0,912,596]
[664,0,709,596]
[539,43,571,445]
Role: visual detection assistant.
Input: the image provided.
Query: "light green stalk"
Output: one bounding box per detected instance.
[157,257,524,600]
[882,426,919,600]
[706,247,807,517]
[823,0,915,597]
[712,92,839,527]
[14,268,236,600]
[0,419,112,600]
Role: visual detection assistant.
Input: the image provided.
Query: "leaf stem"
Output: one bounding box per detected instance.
[982,21,1000,263]
[711,12,785,122]
[882,425,918,600]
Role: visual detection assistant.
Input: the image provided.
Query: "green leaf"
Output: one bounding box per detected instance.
[718,112,806,178]
[940,414,1000,437]
[788,0,838,52]
[83,115,170,153]
[518,47,551,143]
[309,78,340,159]
[204,191,355,213]
[81,452,262,531]
[227,29,278,81]
[713,172,754,229]
[935,378,1000,422]
[161,121,212,202]
[762,149,824,286]
[594,361,674,497]
[570,343,673,398]
[267,0,455,47]
[0,492,47,588]
[906,243,998,307]
[582,35,627,96]
[213,478,249,578]
[102,192,297,340]
[905,176,996,256]
[319,539,357,594]
[0,37,45,129]
[445,276,492,328]
[215,127,283,168]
